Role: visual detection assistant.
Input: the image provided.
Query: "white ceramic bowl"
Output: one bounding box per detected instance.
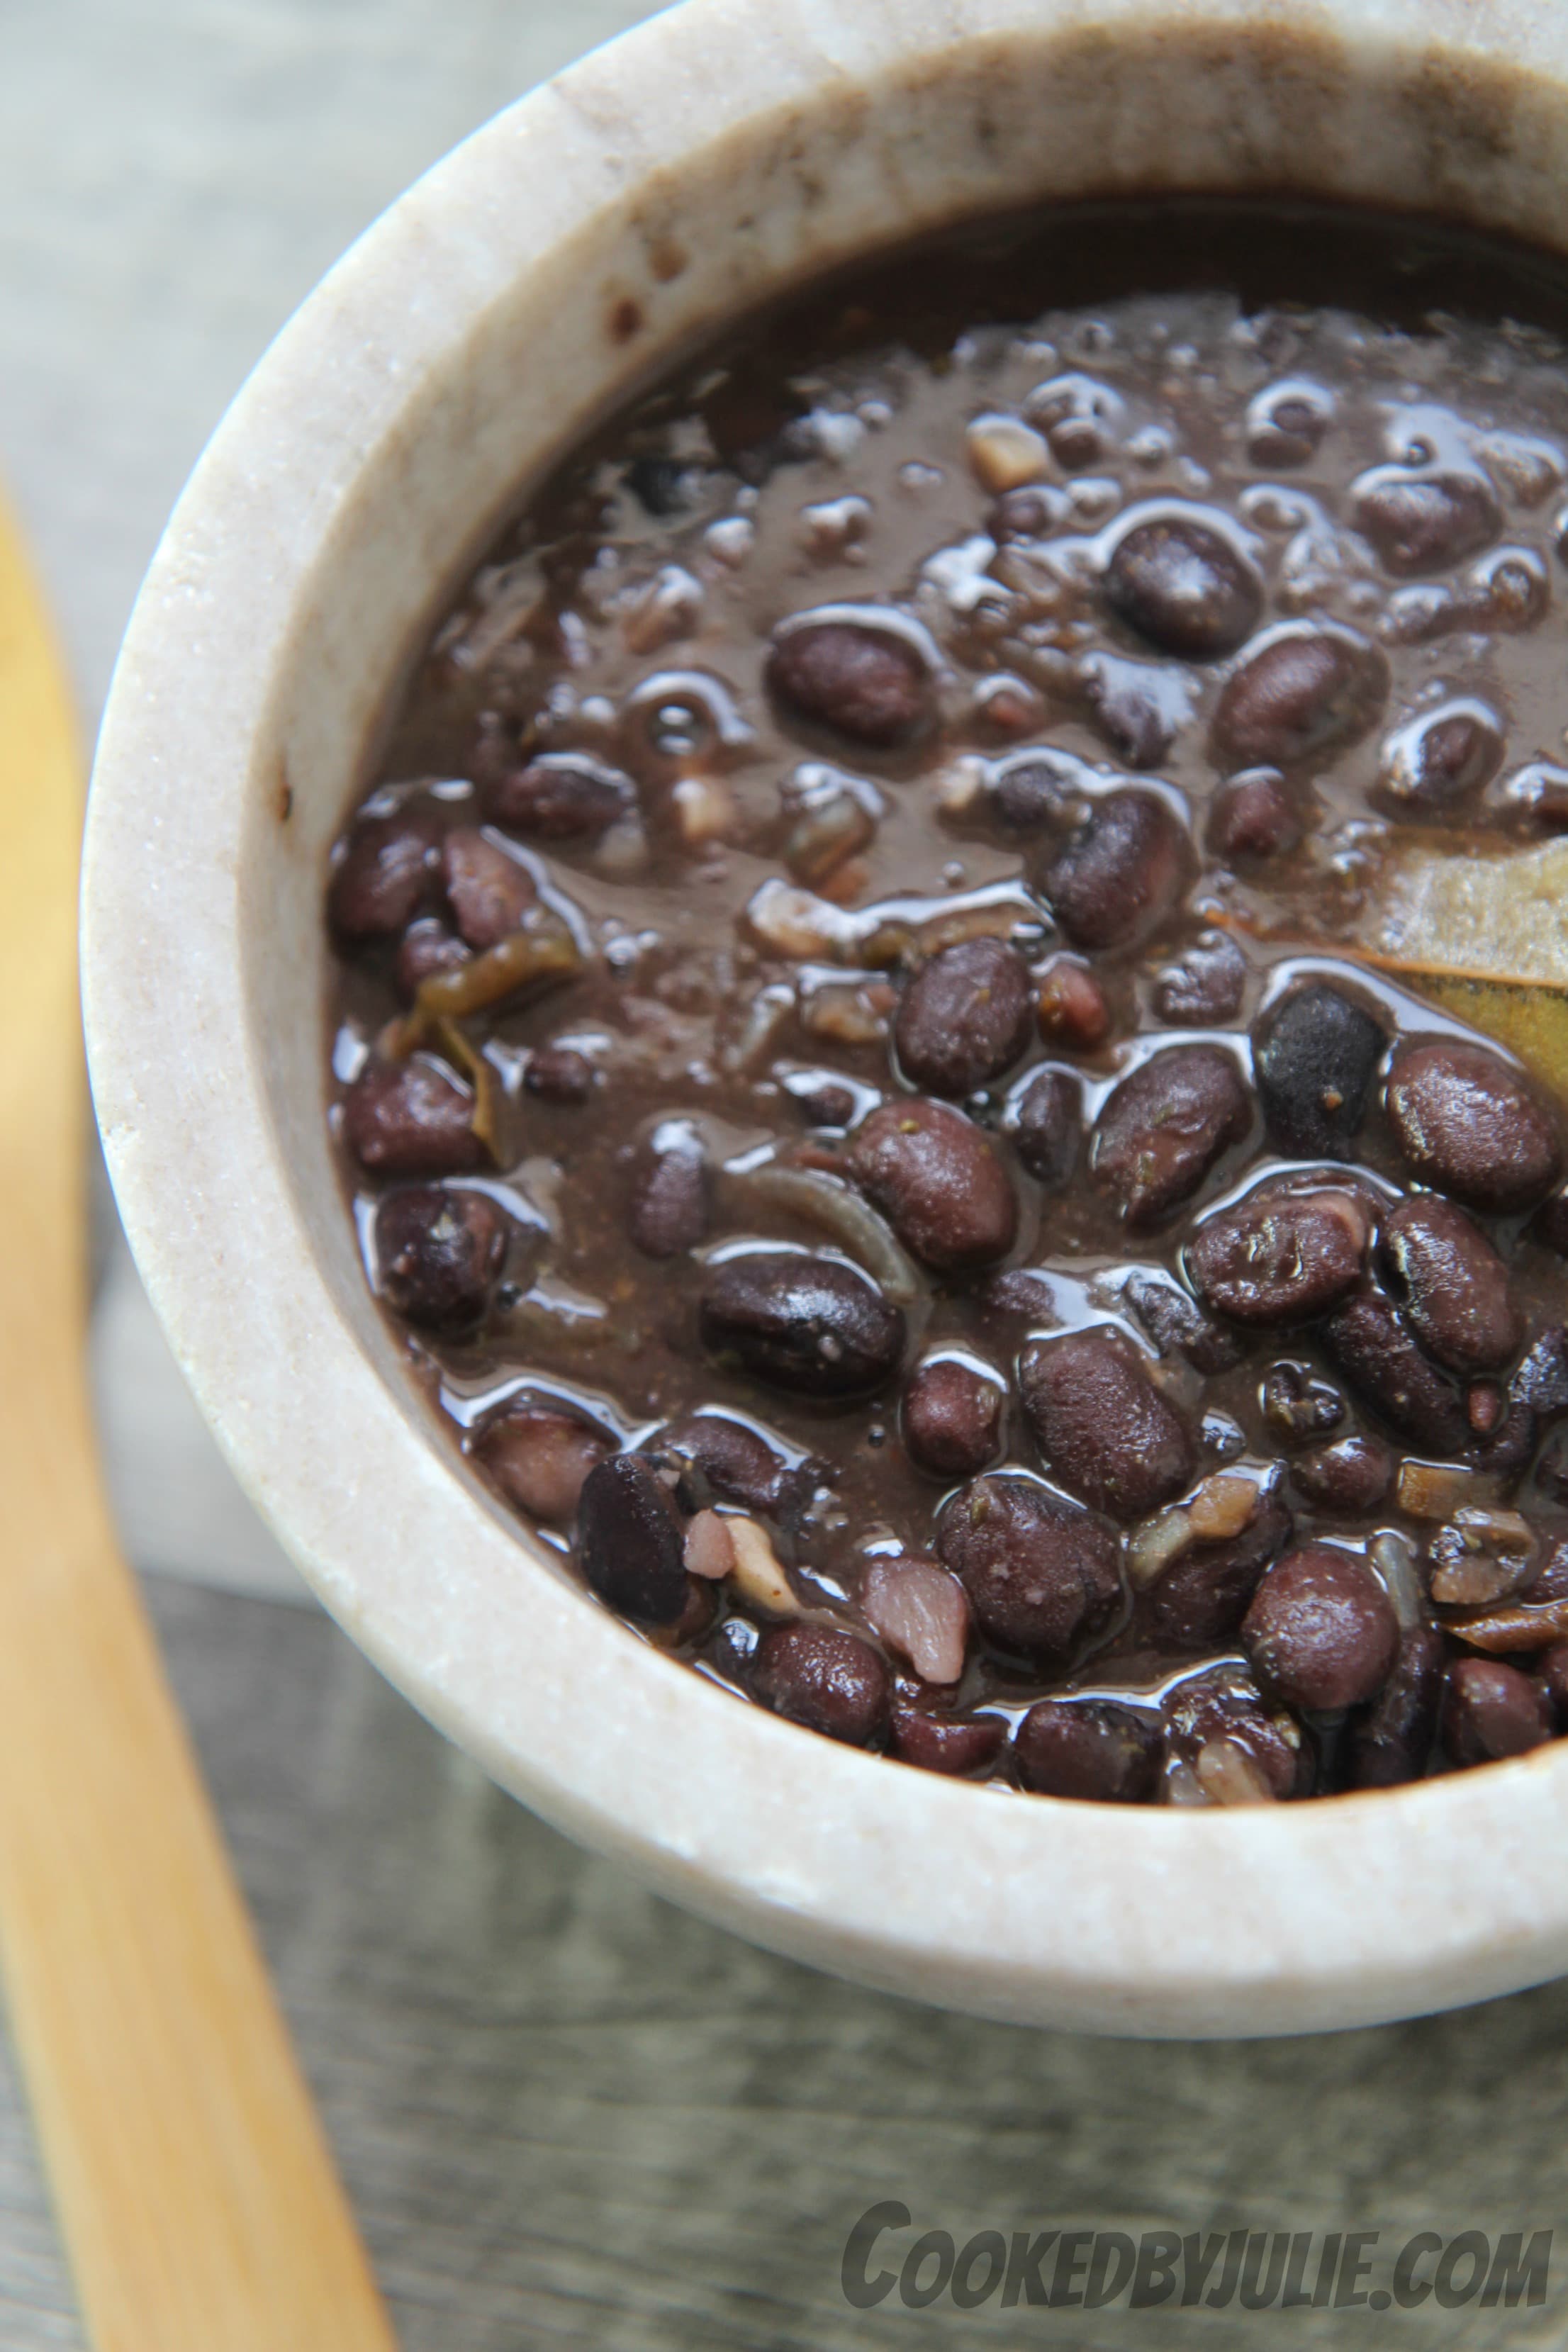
[83,0,1568,2037]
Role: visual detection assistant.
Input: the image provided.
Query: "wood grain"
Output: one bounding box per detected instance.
[0,491,397,2351]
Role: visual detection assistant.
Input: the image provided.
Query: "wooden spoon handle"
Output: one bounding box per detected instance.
[0,493,398,2352]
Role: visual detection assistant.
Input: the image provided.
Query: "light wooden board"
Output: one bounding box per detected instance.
[0,491,398,2350]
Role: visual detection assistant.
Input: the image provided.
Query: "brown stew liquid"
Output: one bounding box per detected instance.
[325,201,1568,1804]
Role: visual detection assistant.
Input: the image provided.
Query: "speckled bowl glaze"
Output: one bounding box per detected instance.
[83,0,1568,2036]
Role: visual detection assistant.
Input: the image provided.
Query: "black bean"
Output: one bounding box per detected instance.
[1387,1038,1561,1214]
[1076,652,1182,768]
[1038,789,1189,951]
[1535,1429,1568,1502]
[374,1186,508,1329]
[894,938,1034,1096]
[1034,958,1111,1051]
[396,916,471,1000]
[977,677,1051,742]
[1262,1360,1347,1442]
[1090,1044,1253,1230]
[1474,1396,1540,1479]
[328,805,441,940]
[1353,466,1501,576]
[627,1123,710,1259]
[902,1357,1003,1478]
[890,1707,1007,1777]
[700,1253,904,1398]
[1253,982,1386,1160]
[1165,1677,1306,1799]
[766,618,931,747]
[1245,380,1332,468]
[1381,1194,1522,1373]
[1123,1271,1244,1374]
[788,1075,860,1129]
[847,1097,1017,1270]
[625,455,695,516]
[1210,622,1388,771]
[1188,1182,1370,1326]
[480,1406,610,1525]
[1538,1644,1568,1730]
[1514,1326,1568,1416]
[987,486,1060,543]
[662,1575,720,1651]
[1014,1699,1162,1802]
[488,754,634,840]
[1529,1189,1568,1257]
[1010,1067,1082,1189]
[525,1044,595,1104]
[1322,1289,1470,1452]
[1019,1326,1194,1522]
[936,1474,1121,1664]
[1104,511,1262,659]
[1154,931,1246,1025]
[1494,761,1568,836]
[1147,1499,1292,1651]
[1243,1543,1399,1711]
[1348,1624,1446,1788]
[980,1267,1060,1321]
[342,1055,486,1175]
[751,1623,892,1747]
[1289,1434,1394,1516]
[1440,1656,1553,1765]
[1048,417,1107,469]
[1467,1379,1508,1440]
[577,1452,688,1624]
[1206,767,1300,861]
[1376,698,1503,814]
[651,1413,812,1517]
[440,827,536,948]
[986,749,1092,837]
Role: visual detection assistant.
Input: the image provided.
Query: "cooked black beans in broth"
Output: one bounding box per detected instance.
[326,202,1568,1803]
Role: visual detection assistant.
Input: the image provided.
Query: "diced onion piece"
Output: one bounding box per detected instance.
[726,1518,798,1616]
[745,879,861,961]
[1395,1460,1501,1520]
[1194,1739,1277,1806]
[861,1558,969,1684]
[624,564,704,654]
[1163,1762,1210,1808]
[936,759,990,821]
[784,790,876,883]
[720,1163,919,1304]
[1126,1507,1197,1589]
[672,772,738,848]
[1444,1597,1568,1653]
[1187,1472,1266,1544]
[403,913,582,1033]
[798,980,889,1047]
[966,415,1049,493]
[684,1509,737,1581]
[1126,1468,1267,1587]
[427,1019,501,1159]
[721,982,795,1075]
[1369,1531,1424,1632]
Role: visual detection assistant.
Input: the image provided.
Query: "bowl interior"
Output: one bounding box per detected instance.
[85,0,1568,2035]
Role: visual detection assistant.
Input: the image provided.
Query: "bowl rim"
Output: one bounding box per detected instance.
[82,0,1568,2037]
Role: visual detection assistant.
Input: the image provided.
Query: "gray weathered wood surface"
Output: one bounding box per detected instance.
[2,3,1567,2343]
